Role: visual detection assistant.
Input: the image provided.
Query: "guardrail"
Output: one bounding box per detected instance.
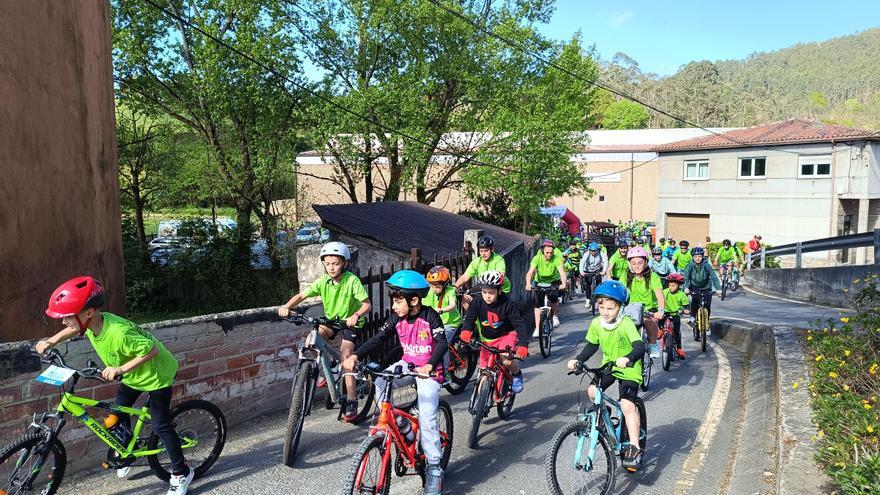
[756,229,880,268]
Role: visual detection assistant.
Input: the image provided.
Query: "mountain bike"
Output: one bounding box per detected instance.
[690,288,713,353]
[0,348,226,495]
[719,263,740,300]
[624,303,652,391]
[341,363,453,494]
[544,361,647,495]
[443,333,476,396]
[281,314,375,467]
[535,283,561,358]
[467,341,523,449]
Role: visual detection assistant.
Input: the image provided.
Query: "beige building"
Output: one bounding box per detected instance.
[653,119,880,263]
[296,128,724,223]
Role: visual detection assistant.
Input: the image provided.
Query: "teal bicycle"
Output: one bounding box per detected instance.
[0,348,226,495]
[544,362,648,495]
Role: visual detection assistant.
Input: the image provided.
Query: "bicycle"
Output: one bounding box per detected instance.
[442,288,479,396]
[281,314,375,467]
[689,288,713,353]
[341,363,453,494]
[623,303,652,392]
[0,348,226,495]
[467,341,523,449]
[582,272,602,316]
[535,283,562,358]
[544,361,647,495]
[658,313,676,371]
[718,263,740,300]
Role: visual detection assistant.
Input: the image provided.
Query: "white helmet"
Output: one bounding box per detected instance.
[319,242,351,261]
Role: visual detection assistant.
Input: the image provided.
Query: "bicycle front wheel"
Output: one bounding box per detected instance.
[698,308,709,352]
[341,435,391,495]
[539,312,552,358]
[0,432,66,495]
[444,339,476,395]
[147,399,227,481]
[283,360,315,467]
[662,330,674,371]
[721,275,728,300]
[544,419,615,495]
[468,375,492,449]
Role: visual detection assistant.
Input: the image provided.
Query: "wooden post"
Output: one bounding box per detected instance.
[410,248,422,271]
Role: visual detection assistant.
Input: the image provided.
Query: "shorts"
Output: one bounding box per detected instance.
[320,323,359,343]
[479,331,518,368]
[533,282,561,308]
[598,373,639,403]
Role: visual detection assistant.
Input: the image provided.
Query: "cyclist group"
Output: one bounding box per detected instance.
[26,232,749,495]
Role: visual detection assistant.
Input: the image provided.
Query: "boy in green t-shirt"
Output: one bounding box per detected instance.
[278,241,371,421]
[567,280,645,471]
[525,240,568,335]
[424,265,462,341]
[662,273,691,360]
[606,240,631,280]
[37,276,194,494]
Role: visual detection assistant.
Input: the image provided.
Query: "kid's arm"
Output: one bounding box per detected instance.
[574,342,599,362]
[36,326,80,354]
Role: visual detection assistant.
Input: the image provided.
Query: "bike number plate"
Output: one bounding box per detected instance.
[36,365,76,386]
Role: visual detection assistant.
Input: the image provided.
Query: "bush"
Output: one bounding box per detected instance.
[704,241,781,268]
[807,279,880,494]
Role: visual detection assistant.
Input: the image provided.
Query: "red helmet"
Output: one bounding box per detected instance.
[667,273,685,284]
[541,239,555,248]
[45,276,105,318]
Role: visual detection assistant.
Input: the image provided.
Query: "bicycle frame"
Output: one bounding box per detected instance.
[472,343,515,407]
[575,387,625,470]
[298,326,343,406]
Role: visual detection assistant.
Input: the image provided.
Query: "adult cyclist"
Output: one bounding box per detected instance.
[454,234,510,311]
[714,239,742,284]
[579,242,608,310]
[648,246,677,287]
[562,238,584,294]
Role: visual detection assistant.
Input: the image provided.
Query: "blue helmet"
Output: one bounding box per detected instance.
[691,247,705,256]
[593,280,629,305]
[588,242,600,251]
[386,270,430,298]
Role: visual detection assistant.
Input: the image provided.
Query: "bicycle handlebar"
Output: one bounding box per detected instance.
[34,348,116,382]
[347,362,432,380]
[468,340,524,361]
[566,360,633,376]
[283,314,350,332]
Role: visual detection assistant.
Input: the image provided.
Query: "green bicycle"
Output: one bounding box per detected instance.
[0,348,226,495]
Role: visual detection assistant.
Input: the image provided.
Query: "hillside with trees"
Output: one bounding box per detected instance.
[595,28,880,130]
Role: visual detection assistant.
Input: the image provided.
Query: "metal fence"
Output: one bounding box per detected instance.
[756,229,880,268]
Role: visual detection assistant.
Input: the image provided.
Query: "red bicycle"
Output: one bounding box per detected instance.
[341,364,453,494]
[467,341,523,449]
[659,313,676,371]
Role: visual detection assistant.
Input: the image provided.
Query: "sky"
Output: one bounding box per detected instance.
[541,0,880,76]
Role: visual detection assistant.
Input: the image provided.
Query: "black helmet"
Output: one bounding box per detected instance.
[679,240,689,247]
[617,239,629,248]
[477,235,495,249]
[722,239,731,246]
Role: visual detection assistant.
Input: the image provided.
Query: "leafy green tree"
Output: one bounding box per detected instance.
[600,99,650,129]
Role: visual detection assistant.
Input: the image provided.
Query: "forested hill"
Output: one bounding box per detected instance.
[596,28,880,130]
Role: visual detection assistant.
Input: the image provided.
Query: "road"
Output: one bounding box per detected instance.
[64,287,840,494]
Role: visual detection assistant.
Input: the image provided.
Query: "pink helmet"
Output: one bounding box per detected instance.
[627,246,649,259]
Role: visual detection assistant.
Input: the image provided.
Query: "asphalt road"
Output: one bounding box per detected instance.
[63,287,836,495]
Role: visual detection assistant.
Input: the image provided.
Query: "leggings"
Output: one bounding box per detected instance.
[114,383,188,475]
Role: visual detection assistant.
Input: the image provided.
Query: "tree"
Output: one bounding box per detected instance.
[113,0,307,264]
[658,61,732,127]
[600,99,650,129]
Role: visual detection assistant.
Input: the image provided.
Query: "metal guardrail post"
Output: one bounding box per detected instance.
[795,242,802,268]
[760,249,765,269]
[874,229,880,265]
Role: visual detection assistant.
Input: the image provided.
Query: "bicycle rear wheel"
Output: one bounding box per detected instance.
[444,339,475,395]
[539,312,552,358]
[721,274,728,300]
[544,419,615,495]
[341,435,391,495]
[496,378,516,419]
[468,375,492,449]
[147,399,227,481]
[0,432,66,495]
[698,308,709,352]
[283,360,315,467]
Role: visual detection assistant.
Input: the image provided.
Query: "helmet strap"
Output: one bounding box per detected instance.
[74,313,93,337]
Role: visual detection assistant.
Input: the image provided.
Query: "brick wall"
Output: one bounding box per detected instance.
[0,305,321,476]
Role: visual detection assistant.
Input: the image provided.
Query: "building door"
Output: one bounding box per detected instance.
[666,213,710,244]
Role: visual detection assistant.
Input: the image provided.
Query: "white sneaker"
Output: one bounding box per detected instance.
[532,327,540,338]
[116,466,131,478]
[552,316,560,327]
[707,328,712,336]
[649,344,661,359]
[167,467,194,495]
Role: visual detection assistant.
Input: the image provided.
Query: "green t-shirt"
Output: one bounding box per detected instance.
[585,316,643,384]
[608,251,630,279]
[663,288,690,315]
[87,313,178,392]
[530,252,563,283]
[626,272,662,309]
[673,249,693,271]
[422,285,462,328]
[716,246,740,264]
[303,271,369,327]
[465,253,510,293]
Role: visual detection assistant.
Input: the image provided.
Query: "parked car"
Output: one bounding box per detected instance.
[295,225,329,244]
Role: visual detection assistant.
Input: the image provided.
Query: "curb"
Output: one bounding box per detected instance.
[712,320,834,495]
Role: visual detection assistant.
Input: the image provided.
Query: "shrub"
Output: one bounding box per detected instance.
[807,278,880,494]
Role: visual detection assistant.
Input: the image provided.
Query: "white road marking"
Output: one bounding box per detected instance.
[673,341,732,494]
[740,285,847,311]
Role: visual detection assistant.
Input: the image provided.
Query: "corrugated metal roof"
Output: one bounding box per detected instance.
[653,119,880,152]
[313,202,534,258]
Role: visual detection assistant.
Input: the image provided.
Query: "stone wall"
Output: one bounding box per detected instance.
[0,304,327,476]
[744,265,879,307]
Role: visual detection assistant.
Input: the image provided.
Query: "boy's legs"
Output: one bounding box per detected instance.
[113,383,142,427]
[372,360,414,405]
[319,324,359,402]
[415,378,443,465]
[148,386,189,476]
[672,316,683,349]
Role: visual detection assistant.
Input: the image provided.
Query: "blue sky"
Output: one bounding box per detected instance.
[542,0,880,76]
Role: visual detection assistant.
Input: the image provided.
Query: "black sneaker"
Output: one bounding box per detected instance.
[343,400,359,421]
[621,445,642,472]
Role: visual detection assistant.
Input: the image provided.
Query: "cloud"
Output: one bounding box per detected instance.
[609,10,633,28]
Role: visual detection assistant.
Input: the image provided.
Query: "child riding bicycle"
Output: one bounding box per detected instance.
[662,273,690,359]
[605,240,630,281]
[343,270,447,495]
[622,247,665,359]
[35,276,194,495]
[648,246,677,287]
[579,241,607,306]
[566,280,645,471]
[713,239,742,278]
[277,242,371,421]
[459,270,530,393]
[682,247,721,337]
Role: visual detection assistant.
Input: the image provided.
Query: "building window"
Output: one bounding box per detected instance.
[739,157,766,178]
[799,156,832,178]
[598,195,605,202]
[684,160,709,180]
